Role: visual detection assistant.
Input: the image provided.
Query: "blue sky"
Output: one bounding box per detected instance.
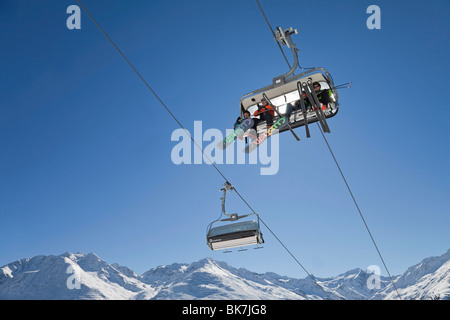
[1,0,449,279]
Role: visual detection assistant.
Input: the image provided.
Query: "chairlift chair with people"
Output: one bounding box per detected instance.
[239,27,341,139]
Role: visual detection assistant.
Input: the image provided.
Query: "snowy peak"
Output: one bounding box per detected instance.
[396,249,450,289]
[0,250,449,300]
[380,250,450,300]
[0,252,150,300]
[158,258,339,299]
[139,257,307,300]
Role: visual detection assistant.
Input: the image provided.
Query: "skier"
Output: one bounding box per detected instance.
[234,110,252,129]
[253,98,275,129]
[312,82,332,109]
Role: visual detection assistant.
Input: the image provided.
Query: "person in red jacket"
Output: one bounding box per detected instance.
[253,98,275,129]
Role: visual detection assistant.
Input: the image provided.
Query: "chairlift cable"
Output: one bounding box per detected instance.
[255,0,292,70]
[316,125,402,299]
[77,0,333,299]
[254,0,402,300]
[76,0,229,183]
[227,185,333,300]
[256,0,318,72]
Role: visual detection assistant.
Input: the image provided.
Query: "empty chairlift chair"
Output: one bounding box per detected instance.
[207,216,264,251]
[206,182,264,251]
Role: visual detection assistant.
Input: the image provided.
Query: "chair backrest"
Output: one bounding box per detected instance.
[206,218,264,251]
[239,68,339,115]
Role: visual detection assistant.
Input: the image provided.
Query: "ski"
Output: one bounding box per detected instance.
[263,93,300,141]
[243,116,288,153]
[302,81,325,131]
[217,117,254,150]
[308,80,331,133]
[297,81,311,138]
[303,81,330,133]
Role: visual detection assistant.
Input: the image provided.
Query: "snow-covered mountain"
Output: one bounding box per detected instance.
[0,250,448,300]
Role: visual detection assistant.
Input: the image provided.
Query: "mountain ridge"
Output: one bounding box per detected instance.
[1,250,449,300]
